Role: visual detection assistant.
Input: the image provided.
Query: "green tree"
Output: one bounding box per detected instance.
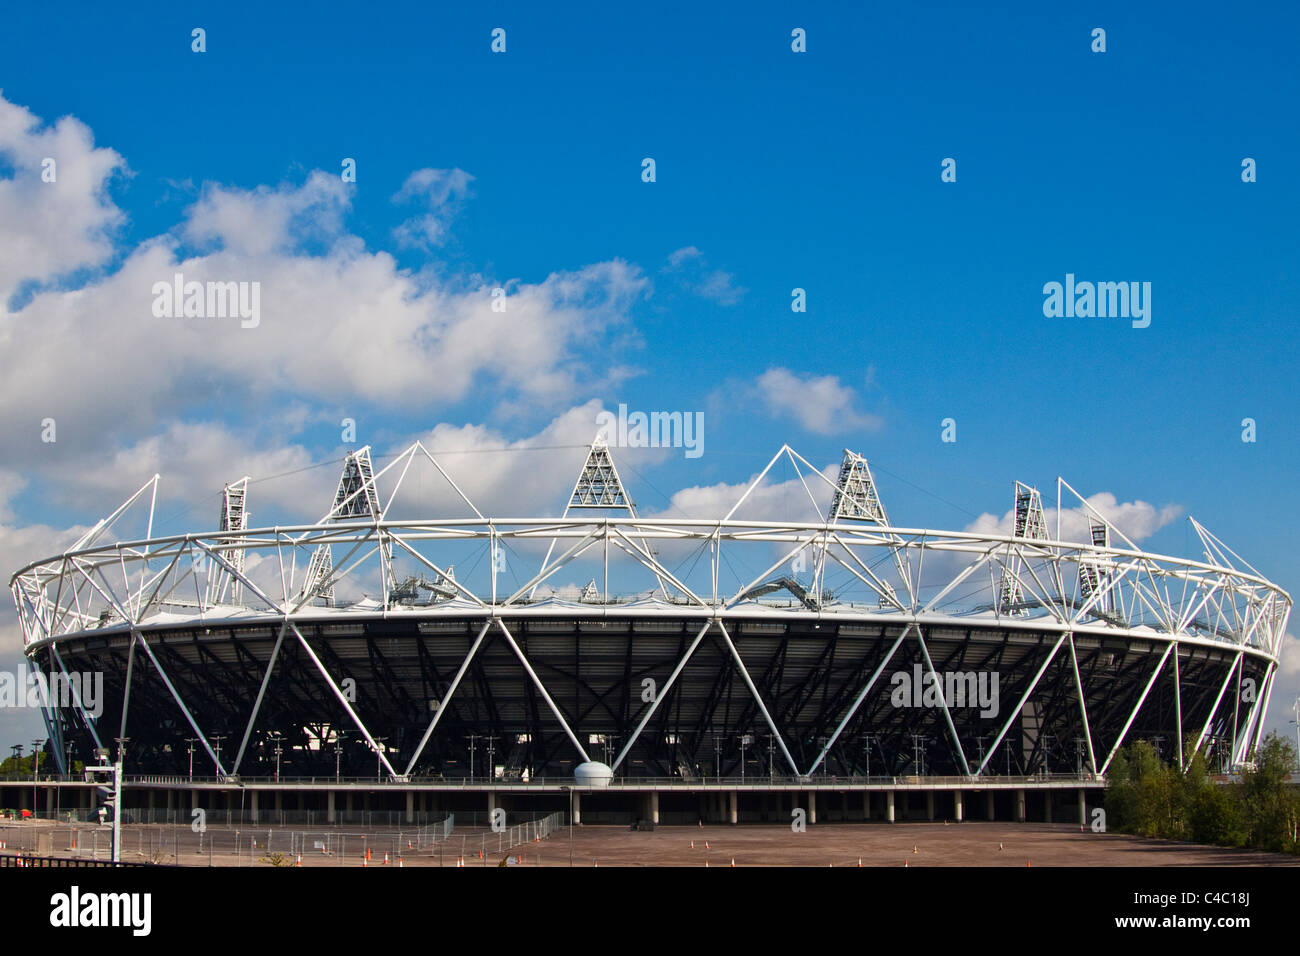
[1240,734,1299,853]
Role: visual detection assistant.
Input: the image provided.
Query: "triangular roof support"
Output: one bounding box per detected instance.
[529,437,667,600]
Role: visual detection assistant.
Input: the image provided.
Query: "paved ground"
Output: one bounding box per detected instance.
[3,818,1297,867]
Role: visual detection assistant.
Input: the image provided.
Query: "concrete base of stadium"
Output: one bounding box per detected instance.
[0,778,1105,827]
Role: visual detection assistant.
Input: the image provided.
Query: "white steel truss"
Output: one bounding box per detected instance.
[8,442,1290,781]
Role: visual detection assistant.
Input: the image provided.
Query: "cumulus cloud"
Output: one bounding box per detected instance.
[754,367,882,436]
[0,92,650,484]
[650,463,838,523]
[0,92,127,307]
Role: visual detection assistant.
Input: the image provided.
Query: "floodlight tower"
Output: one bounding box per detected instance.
[301,447,390,606]
[529,437,667,601]
[205,478,250,606]
[815,450,910,609]
[1078,519,1113,614]
[998,482,1049,616]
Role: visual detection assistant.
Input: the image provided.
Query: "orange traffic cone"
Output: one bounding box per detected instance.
[399,857,404,868]
[456,856,464,867]
[690,840,695,849]
[362,856,368,868]
[296,854,302,867]
[857,858,862,867]
[383,852,389,865]
[366,847,372,861]
[730,858,735,867]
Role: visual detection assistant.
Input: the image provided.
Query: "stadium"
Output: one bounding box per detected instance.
[6,441,1291,826]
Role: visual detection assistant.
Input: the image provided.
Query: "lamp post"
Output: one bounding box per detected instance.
[211,735,225,780]
[268,732,284,782]
[334,730,348,783]
[468,735,479,781]
[32,738,43,818]
[186,738,198,781]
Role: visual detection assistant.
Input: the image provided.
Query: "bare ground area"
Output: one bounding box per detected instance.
[3,819,1297,867]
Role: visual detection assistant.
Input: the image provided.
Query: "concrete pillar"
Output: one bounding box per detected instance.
[1015,788,1026,823]
[650,791,659,824]
[346,791,353,817]
[572,791,581,825]
[986,791,995,821]
[863,791,871,821]
[925,790,935,821]
[191,789,199,811]
[954,790,963,823]
[728,791,738,825]
[327,791,336,824]
[250,790,259,824]
[808,791,817,825]
[1044,793,1052,823]
[405,790,414,824]
[1078,789,1087,826]
[885,791,895,823]
[487,791,496,826]
[275,791,282,812]
[46,787,54,813]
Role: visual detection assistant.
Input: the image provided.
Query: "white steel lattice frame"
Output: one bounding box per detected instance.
[9,441,1290,781]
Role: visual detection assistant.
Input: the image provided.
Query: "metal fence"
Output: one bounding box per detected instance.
[0,853,158,868]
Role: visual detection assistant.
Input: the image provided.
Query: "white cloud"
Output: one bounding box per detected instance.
[754,367,882,436]
[0,92,650,478]
[1279,632,1300,678]
[650,463,838,523]
[391,167,474,248]
[0,93,127,306]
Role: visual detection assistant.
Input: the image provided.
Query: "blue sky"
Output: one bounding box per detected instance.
[0,0,1297,742]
